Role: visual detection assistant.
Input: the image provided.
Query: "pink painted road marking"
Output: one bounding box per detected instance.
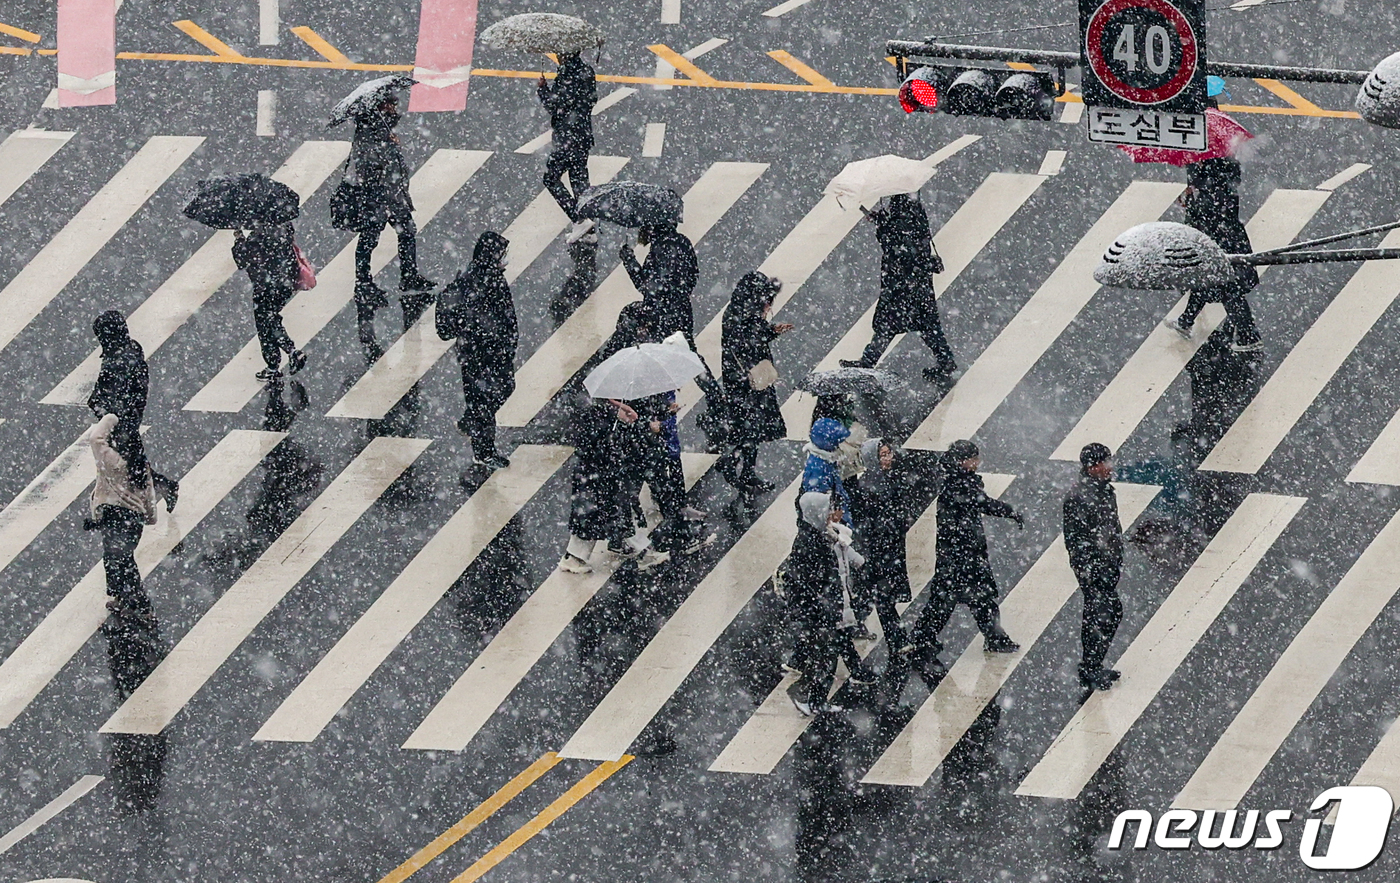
[57,0,116,106]
[408,0,478,112]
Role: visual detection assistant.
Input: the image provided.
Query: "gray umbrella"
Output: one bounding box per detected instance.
[328,74,416,127]
[577,182,683,229]
[800,367,901,396]
[480,13,604,55]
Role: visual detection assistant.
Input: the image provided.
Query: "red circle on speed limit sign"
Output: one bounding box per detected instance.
[1085,0,1199,104]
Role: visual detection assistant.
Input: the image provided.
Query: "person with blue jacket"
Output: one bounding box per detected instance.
[800,418,852,521]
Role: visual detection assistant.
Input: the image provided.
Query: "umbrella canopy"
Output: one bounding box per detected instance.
[577,182,684,229]
[799,367,900,396]
[329,74,416,127]
[183,173,300,229]
[823,155,934,211]
[1116,109,1253,167]
[480,13,604,55]
[584,343,705,399]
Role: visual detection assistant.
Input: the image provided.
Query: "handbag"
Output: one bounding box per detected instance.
[292,243,317,291]
[329,155,370,231]
[748,358,778,391]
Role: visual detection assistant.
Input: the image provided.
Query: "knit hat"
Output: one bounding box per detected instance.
[809,417,850,452]
[946,439,979,463]
[1080,442,1113,469]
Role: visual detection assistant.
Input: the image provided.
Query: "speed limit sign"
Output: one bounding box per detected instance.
[1080,0,1206,112]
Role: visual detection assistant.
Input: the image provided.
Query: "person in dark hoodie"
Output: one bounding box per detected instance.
[538,52,598,243]
[910,439,1023,675]
[88,311,177,508]
[233,220,306,382]
[436,232,515,470]
[842,192,958,382]
[718,271,791,498]
[560,395,635,573]
[1063,442,1126,691]
[786,491,865,716]
[848,438,919,654]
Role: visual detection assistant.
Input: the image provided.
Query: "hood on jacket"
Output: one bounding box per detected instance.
[799,491,833,531]
[860,437,897,496]
[93,310,130,354]
[809,417,850,452]
[729,271,780,318]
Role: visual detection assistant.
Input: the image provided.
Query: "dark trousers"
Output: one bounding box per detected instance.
[356,199,419,285]
[789,615,840,705]
[1078,568,1123,673]
[858,306,957,372]
[853,578,906,648]
[99,505,146,603]
[1179,289,1260,345]
[544,147,590,222]
[719,442,758,486]
[253,294,296,370]
[911,576,1005,657]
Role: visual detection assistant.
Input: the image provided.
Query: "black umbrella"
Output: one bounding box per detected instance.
[577,182,683,228]
[800,367,900,396]
[183,174,300,229]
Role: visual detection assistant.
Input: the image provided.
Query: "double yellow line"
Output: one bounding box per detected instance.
[377,752,633,883]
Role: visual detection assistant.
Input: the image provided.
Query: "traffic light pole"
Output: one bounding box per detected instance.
[886,40,1371,88]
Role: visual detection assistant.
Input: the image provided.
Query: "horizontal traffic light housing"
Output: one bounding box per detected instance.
[897,64,1058,120]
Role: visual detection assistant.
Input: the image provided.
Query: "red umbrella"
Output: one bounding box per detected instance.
[1117,109,1253,167]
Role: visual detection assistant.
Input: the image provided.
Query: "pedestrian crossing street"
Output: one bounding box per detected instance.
[7,123,1400,811]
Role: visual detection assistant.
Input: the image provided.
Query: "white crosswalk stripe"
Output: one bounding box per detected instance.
[0,430,285,728]
[253,445,571,743]
[326,156,631,421]
[0,129,73,209]
[42,140,352,407]
[183,150,492,414]
[1052,188,1333,461]
[0,427,103,579]
[0,135,203,358]
[1348,413,1400,485]
[100,437,430,735]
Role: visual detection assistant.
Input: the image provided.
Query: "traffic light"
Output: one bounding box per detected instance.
[897,65,1058,120]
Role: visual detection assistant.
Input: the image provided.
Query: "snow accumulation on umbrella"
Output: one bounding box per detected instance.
[1094,221,1236,291]
[480,13,605,55]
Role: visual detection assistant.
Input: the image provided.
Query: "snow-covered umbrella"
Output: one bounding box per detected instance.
[328,74,416,127]
[577,182,684,229]
[584,343,705,400]
[480,13,604,55]
[799,367,901,396]
[824,155,934,211]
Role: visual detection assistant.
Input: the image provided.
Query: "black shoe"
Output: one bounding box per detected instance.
[356,280,389,310]
[287,349,307,375]
[255,366,283,383]
[1078,668,1114,691]
[400,273,436,292]
[474,453,510,471]
[164,479,179,513]
[845,622,877,643]
[1103,668,1121,682]
[456,415,473,435]
[983,634,1020,654]
[847,665,878,686]
[916,655,949,689]
[839,358,871,369]
[742,476,776,495]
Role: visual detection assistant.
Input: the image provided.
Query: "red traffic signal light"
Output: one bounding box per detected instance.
[899,66,940,113]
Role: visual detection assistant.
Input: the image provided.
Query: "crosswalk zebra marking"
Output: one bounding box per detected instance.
[779,171,1047,439]
[1016,493,1304,799]
[1316,162,1371,191]
[327,156,631,421]
[0,429,285,728]
[1051,188,1332,461]
[404,453,716,753]
[99,436,430,735]
[904,182,1184,452]
[497,161,769,428]
[0,135,204,358]
[0,129,73,209]
[709,475,1016,775]
[1347,412,1400,486]
[253,445,571,743]
[861,483,1161,787]
[183,149,492,414]
[42,140,353,407]
[0,427,102,580]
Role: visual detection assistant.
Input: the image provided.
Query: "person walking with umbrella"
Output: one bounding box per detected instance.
[620,221,699,345]
[909,440,1023,679]
[538,52,598,243]
[560,394,635,573]
[436,232,515,471]
[233,219,306,382]
[842,192,958,383]
[1064,443,1126,691]
[718,271,790,499]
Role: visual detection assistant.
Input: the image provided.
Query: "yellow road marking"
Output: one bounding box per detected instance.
[1254,77,1326,113]
[0,22,42,43]
[1007,61,1038,71]
[0,46,30,56]
[647,44,720,86]
[291,26,350,65]
[374,753,562,883]
[449,756,634,883]
[767,50,836,88]
[172,20,243,59]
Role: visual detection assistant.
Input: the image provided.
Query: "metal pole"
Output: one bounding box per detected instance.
[1251,220,1400,258]
[1239,248,1400,266]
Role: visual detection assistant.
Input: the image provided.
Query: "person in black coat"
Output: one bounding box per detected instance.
[233,220,305,382]
[718,271,790,497]
[1164,157,1262,352]
[621,223,700,343]
[538,53,598,240]
[848,438,919,653]
[349,99,434,316]
[561,396,634,573]
[910,439,1022,672]
[786,491,864,716]
[842,193,957,382]
[88,311,177,507]
[1063,443,1126,691]
[437,232,515,470]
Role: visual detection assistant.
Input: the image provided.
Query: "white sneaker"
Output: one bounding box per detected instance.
[1162,315,1193,339]
[565,219,596,244]
[680,506,707,521]
[559,554,592,574]
[637,548,671,571]
[790,696,815,717]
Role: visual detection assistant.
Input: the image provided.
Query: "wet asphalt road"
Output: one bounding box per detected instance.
[3,0,1400,881]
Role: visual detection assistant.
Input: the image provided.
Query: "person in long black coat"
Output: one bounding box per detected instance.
[233,220,305,382]
[718,271,791,497]
[437,232,515,470]
[88,311,178,507]
[620,223,700,342]
[349,99,434,314]
[538,53,597,239]
[848,438,919,653]
[843,193,957,381]
[1063,443,1126,691]
[561,396,633,573]
[786,491,863,716]
[910,440,1022,671]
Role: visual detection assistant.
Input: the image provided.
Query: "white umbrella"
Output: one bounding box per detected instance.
[480,13,605,55]
[584,342,705,400]
[328,74,415,127]
[824,155,934,211]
